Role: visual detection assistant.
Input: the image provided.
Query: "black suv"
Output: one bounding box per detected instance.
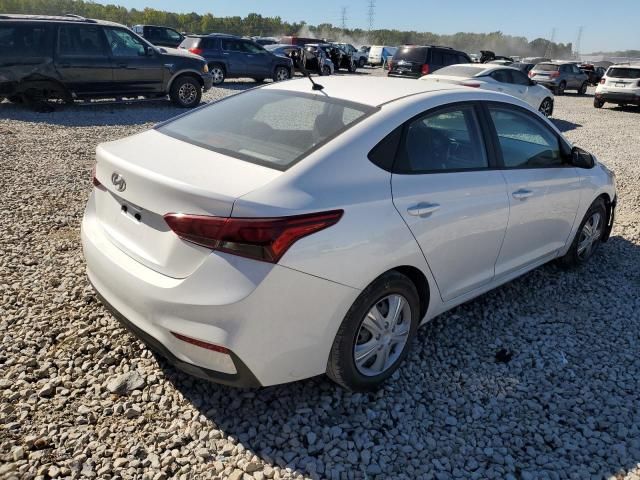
[388,45,471,78]
[178,34,293,85]
[0,15,212,108]
[131,24,184,48]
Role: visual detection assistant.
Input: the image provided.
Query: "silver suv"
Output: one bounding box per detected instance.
[529,62,589,95]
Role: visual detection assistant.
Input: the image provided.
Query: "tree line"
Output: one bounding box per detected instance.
[0,0,574,57]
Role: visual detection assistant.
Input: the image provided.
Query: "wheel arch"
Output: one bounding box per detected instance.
[384,265,431,320]
[167,70,203,91]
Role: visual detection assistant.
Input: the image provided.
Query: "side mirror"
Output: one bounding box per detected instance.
[571,146,595,169]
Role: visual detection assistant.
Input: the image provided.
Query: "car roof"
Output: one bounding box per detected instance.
[0,13,124,27]
[264,76,463,107]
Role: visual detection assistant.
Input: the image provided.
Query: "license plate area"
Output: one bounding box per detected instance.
[119,198,144,223]
[615,82,627,87]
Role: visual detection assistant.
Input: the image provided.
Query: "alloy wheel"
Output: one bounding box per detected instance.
[276,68,289,81]
[353,294,411,376]
[211,67,224,84]
[539,98,553,117]
[577,212,603,259]
[178,83,197,105]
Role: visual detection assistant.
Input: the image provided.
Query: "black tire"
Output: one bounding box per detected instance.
[578,81,588,95]
[322,65,332,76]
[327,271,421,391]
[169,75,202,108]
[347,60,356,73]
[8,95,23,104]
[252,77,265,83]
[539,97,553,117]
[555,81,566,95]
[594,98,605,108]
[559,198,607,268]
[209,64,225,85]
[358,57,366,68]
[273,66,290,82]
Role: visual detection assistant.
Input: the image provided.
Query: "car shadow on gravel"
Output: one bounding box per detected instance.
[551,118,582,132]
[142,234,640,479]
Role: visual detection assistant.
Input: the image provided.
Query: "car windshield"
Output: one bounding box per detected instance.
[535,63,559,71]
[157,89,376,170]
[607,68,640,79]
[434,65,488,77]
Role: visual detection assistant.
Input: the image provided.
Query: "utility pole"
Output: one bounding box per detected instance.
[340,6,348,30]
[544,27,556,59]
[575,26,583,60]
[367,0,375,32]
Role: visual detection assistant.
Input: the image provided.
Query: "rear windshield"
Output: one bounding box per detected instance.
[607,68,640,79]
[394,47,428,63]
[157,89,375,170]
[434,65,487,77]
[179,36,200,49]
[534,63,559,71]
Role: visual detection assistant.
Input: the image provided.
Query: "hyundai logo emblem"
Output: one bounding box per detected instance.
[111,172,126,192]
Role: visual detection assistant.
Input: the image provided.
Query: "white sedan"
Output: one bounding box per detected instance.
[83,76,616,391]
[421,63,555,117]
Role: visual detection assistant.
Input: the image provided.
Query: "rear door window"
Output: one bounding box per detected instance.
[491,69,511,83]
[221,39,245,52]
[431,50,444,65]
[443,52,459,66]
[0,23,52,57]
[57,25,107,57]
[396,104,488,173]
[510,70,531,85]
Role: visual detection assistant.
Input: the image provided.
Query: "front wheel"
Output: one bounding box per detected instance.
[169,76,202,108]
[594,98,605,108]
[209,64,225,85]
[322,65,332,76]
[555,81,566,95]
[539,97,553,117]
[559,198,607,267]
[327,271,420,391]
[578,81,588,95]
[273,66,290,82]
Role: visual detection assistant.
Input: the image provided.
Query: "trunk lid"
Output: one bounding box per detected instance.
[93,129,280,278]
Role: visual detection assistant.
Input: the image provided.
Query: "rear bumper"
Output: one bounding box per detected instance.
[81,192,359,387]
[388,71,421,79]
[596,91,640,104]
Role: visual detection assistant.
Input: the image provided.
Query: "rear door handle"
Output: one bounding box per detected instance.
[512,188,534,200]
[407,202,440,216]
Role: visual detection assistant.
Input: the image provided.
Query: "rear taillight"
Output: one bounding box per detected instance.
[421,64,430,75]
[91,165,104,189]
[387,59,393,70]
[600,78,606,84]
[528,71,534,78]
[549,71,560,78]
[461,81,481,88]
[188,47,203,55]
[164,210,344,263]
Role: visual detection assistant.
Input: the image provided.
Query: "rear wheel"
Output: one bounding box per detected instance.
[169,75,202,108]
[273,66,290,82]
[327,271,420,391]
[322,65,332,76]
[555,81,566,95]
[539,97,553,117]
[578,81,588,95]
[358,57,366,68]
[594,98,605,108]
[559,198,607,267]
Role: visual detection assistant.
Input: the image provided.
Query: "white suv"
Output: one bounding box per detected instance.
[594,64,640,108]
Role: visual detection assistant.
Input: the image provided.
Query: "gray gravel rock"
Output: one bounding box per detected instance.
[1,72,639,480]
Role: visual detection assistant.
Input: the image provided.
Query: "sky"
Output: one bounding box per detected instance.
[95,0,639,53]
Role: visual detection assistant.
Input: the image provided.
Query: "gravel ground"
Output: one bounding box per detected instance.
[1,68,639,480]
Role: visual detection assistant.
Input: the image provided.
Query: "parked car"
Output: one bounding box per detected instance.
[335,42,368,67]
[480,51,514,64]
[266,44,334,75]
[368,45,396,66]
[305,43,356,72]
[388,45,472,78]
[579,64,605,86]
[279,35,324,47]
[251,36,278,46]
[421,63,554,116]
[84,76,616,391]
[529,62,589,95]
[594,64,640,108]
[511,62,536,75]
[131,24,184,48]
[178,34,293,84]
[0,14,212,108]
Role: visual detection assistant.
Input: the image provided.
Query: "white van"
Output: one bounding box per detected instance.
[368,45,397,66]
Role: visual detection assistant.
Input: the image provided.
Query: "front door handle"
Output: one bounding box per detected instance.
[512,188,534,200]
[407,202,440,216]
